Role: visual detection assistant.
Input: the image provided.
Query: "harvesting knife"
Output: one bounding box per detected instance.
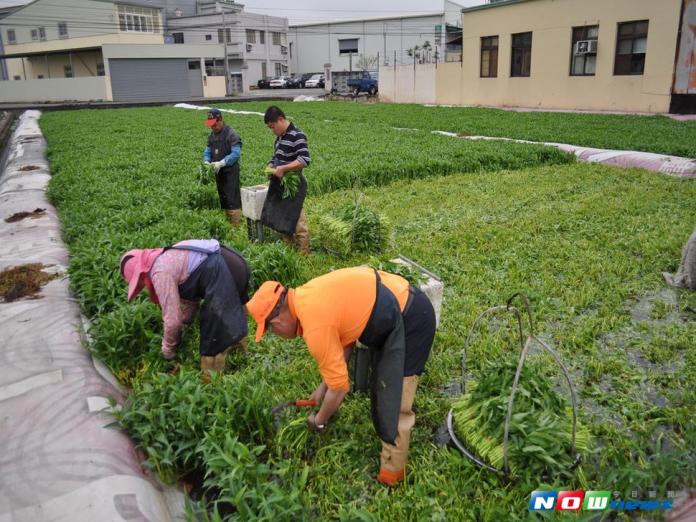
[272,399,317,415]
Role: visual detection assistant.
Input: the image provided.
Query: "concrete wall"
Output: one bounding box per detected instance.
[0,77,110,102]
[203,75,225,97]
[101,43,224,59]
[379,63,437,104]
[444,0,683,113]
[289,14,444,75]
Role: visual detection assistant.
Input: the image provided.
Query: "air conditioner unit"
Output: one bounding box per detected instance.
[575,39,597,55]
[246,43,253,52]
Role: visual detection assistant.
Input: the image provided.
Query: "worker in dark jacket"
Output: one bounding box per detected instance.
[204,109,243,227]
[120,239,250,380]
[247,266,436,486]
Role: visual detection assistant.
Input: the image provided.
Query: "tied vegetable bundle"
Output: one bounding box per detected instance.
[452,359,590,478]
[265,165,300,199]
[316,201,392,257]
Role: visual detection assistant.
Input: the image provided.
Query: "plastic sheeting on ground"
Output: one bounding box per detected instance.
[174,102,265,116]
[431,131,696,179]
[0,111,185,522]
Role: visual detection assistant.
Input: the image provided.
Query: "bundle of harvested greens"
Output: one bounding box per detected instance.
[265,165,301,199]
[367,258,427,286]
[199,162,215,185]
[451,358,589,478]
[316,200,391,256]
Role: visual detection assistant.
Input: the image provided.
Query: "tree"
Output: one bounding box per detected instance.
[356,54,378,71]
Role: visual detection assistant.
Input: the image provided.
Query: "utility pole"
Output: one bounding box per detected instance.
[222,8,230,96]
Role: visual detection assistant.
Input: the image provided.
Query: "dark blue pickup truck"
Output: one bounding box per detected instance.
[346,71,378,95]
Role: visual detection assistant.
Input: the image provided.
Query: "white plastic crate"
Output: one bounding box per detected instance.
[391,256,444,327]
[241,184,268,221]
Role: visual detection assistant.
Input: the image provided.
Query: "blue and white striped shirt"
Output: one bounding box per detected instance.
[271,122,311,169]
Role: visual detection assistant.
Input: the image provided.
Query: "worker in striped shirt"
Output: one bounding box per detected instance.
[262,105,311,254]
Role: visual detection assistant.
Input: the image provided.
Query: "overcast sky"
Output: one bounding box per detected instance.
[0,0,486,24]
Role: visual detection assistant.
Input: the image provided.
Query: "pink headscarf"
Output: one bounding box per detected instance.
[120,248,165,304]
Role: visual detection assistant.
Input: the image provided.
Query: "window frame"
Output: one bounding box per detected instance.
[260,31,265,44]
[614,20,649,76]
[7,29,16,45]
[274,62,282,75]
[31,29,38,41]
[38,26,46,41]
[64,64,73,78]
[172,32,184,44]
[117,5,160,34]
[480,35,499,78]
[218,28,231,44]
[96,62,105,76]
[569,25,598,77]
[510,31,532,77]
[58,22,68,38]
[272,31,281,46]
[246,29,256,44]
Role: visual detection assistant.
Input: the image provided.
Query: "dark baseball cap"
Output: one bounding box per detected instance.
[205,109,223,127]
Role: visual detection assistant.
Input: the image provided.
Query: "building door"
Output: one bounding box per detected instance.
[229,73,243,94]
[109,58,203,101]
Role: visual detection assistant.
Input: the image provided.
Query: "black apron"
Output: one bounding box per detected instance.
[358,270,406,445]
[168,244,248,357]
[216,162,241,210]
[260,173,307,236]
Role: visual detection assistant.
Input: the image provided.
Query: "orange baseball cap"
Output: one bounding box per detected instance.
[247,281,285,342]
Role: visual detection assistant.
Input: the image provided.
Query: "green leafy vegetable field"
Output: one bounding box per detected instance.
[40,102,696,520]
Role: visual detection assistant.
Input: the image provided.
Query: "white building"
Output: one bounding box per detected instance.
[0,0,230,102]
[288,0,467,75]
[167,2,289,90]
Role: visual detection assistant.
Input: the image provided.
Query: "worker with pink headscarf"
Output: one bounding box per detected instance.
[120,239,250,379]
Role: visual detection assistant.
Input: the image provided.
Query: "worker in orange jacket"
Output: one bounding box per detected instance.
[247,266,436,486]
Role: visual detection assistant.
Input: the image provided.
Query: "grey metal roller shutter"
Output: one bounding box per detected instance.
[109,58,202,101]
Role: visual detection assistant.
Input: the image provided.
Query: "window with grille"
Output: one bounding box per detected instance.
[58,22,68,38]
[64,65,73,78]
[38,27,46,40]
[31,29,38,41]
[272,32,281,45]
[614,20,648,75]
[570,25,598,76]
[275,62,281,75]
[480,36,498,78]
[172,32,184,44]
[97,62,105,76]
[511,31,532,77]
[7,29,16,44]
[218,28,231,43]
[246,29,256,43]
